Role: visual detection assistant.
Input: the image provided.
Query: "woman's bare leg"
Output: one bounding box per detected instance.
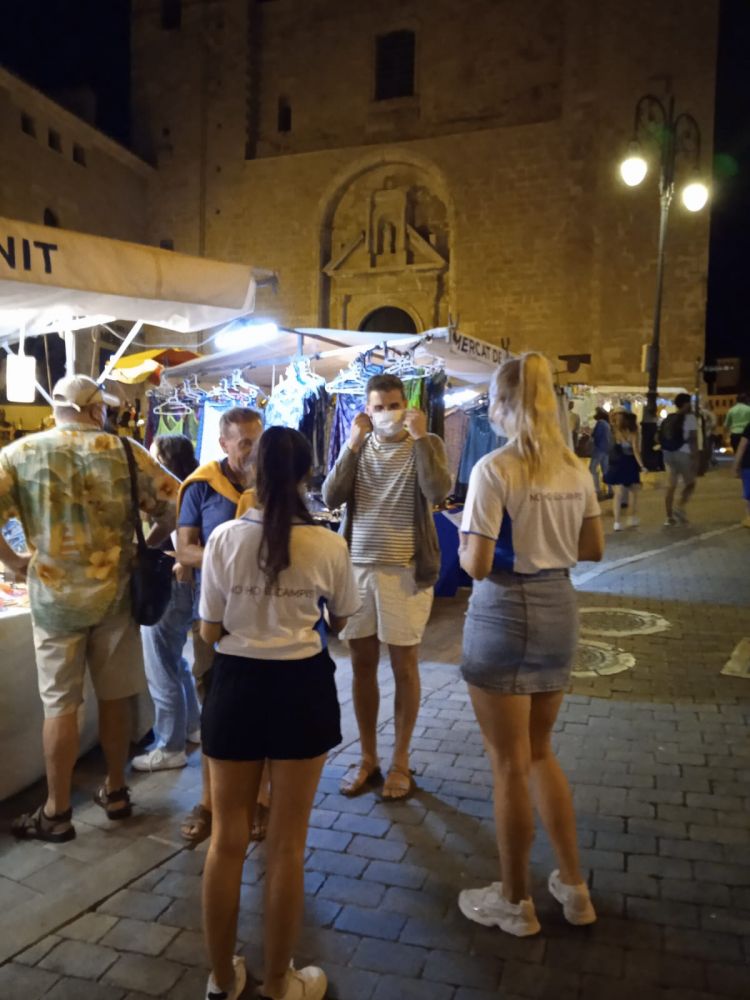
[261,754,327,998]
[467,685,533,903]
[203,758,264,991]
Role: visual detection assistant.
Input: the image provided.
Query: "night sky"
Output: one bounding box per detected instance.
[0,0,747,366]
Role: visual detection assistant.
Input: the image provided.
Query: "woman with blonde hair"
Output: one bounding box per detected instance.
[457,352,605,937]
[604,410,645,531]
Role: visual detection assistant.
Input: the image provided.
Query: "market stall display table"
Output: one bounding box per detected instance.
[434,507,472,598]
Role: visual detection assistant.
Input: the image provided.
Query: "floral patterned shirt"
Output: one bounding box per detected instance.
[0,423,179,632]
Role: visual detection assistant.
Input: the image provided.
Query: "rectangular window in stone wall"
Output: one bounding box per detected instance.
[277,97,292,133]
[48,129,62,153]
[160,239,175,251]
[73,143,87,166]
[375,30,415,101]
[161,0,181,30]
[21,112,36,137]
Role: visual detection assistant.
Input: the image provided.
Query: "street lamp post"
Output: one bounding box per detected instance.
[619,94,709,470]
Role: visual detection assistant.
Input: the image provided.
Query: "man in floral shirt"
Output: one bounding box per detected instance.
[0,375,178,842]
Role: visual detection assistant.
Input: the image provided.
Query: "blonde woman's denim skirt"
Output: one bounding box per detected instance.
[461,569,578,694]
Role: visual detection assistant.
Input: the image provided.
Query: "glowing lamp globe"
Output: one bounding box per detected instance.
[620,155,648,187]
[681,181,709,212]
[6,352,36,403]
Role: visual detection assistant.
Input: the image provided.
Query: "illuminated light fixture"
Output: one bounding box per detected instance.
[718,446,727,454]
[620,151,648,187]
[215,321,279,353]
[659,408,668,419]
[602,401,612,412]
[681,181,709,212]
[6,351,37,402]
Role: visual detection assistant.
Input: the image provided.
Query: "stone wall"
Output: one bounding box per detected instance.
[0,68,151,242]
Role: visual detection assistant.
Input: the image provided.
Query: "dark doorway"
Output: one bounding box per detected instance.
[358,307,417,334]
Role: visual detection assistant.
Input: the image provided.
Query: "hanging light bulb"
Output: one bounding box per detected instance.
[681,181,709,212]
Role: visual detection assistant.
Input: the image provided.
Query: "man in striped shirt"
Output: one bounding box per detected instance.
[323,374,451,800]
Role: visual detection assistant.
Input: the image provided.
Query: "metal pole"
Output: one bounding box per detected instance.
[641,95,675,471]
[642,183,673,469]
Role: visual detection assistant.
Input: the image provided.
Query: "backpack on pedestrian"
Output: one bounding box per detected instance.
[657,412,685,452]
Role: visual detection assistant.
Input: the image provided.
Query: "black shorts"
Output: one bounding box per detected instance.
[201,649,342,761]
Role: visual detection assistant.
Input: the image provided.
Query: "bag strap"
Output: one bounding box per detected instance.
[120,437,148,555]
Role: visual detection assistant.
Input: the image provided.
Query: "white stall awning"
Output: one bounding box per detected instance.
[0,216,273,339]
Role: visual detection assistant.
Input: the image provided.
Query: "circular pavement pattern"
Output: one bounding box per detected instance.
[579,607,671,638]
[572,639,636,678]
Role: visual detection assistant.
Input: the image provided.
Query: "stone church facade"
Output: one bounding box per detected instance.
[3,0,719,386]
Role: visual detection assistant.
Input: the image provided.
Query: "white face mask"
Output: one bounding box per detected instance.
[371,409,405,437]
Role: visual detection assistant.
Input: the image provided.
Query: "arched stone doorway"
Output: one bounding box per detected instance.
[320,158,451,332]
[358,306,417,335]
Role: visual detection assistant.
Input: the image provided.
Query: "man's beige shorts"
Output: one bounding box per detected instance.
[341,564,434,647]
[32,612,147,718]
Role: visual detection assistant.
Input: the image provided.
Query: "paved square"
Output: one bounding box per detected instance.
[1,467,748,998]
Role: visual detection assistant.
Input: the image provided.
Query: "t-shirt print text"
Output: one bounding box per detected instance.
[231,584,315,598]
[529,490,584,502]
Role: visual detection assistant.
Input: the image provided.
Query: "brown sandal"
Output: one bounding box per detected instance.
[11,804,76,843]
[181,803,212,846]
[94,785,132,820]
[340,763,383,797]
[381,765,416,801]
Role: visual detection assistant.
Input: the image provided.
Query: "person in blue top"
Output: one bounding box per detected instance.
[457,353,605,939]
[175,407,264,845]
[589,406,613,498]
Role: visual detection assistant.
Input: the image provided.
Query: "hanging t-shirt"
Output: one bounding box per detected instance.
[461,447,600,575]
[199,513,361,660]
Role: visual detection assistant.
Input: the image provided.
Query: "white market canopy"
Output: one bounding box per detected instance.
[163,325,504,388]
[0,215,273,340]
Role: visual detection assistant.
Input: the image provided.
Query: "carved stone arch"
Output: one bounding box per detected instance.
[318,149,453,331]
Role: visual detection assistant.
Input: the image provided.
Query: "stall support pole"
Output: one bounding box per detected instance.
[63,330,76,377]
[97,320,143,385]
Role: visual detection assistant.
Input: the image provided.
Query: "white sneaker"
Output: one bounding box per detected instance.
[628,516,640,528]
[206,955,246,1000]
[613,521,624,532]
[458,882,540,936]
[187,729,202,744]
[131,748,187,772]
[260,964,328,1000]
[548,870,597,925]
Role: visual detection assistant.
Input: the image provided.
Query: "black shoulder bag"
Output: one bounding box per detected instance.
[121,437,175,626]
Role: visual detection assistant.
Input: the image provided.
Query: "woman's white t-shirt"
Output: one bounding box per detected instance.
[461,447,600,575]
[199,513,361,659]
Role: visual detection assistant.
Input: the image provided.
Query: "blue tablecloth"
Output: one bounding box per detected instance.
[434,508,472,597]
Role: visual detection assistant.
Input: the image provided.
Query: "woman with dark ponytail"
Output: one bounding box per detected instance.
[198,427,360,1000]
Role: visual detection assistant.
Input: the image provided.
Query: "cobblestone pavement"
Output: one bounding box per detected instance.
[1,466,748,999]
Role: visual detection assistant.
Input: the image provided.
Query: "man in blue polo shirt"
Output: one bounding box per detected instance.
[175,406,263,843]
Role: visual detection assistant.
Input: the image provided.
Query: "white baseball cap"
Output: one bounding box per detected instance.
[52,374,119,411]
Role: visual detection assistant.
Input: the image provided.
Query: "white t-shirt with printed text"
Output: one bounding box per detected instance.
[461,447,600,575]
[199,513,361,659]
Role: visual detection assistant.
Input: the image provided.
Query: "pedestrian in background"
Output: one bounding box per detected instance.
[132,434,202,773]
[567,400,581,450]
[199,428,360,1000]
[660,393,699,526]
[457,352,604,937]
[723,393,750,454]
[731,421,750,528]
[589,407,613,498]
[604,410,646,531]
